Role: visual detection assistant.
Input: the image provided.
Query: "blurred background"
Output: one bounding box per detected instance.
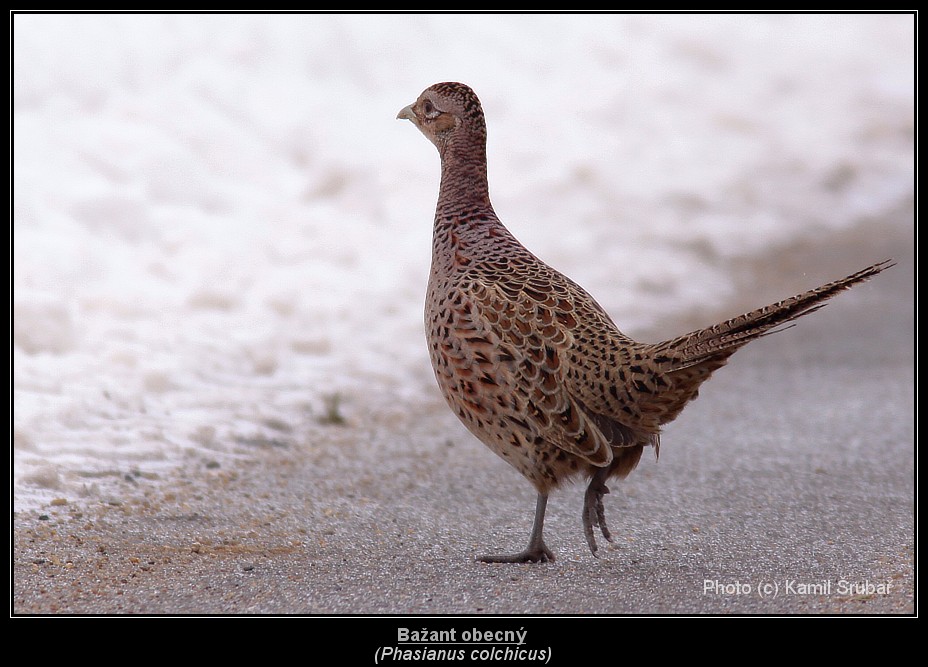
[13,14,914,509]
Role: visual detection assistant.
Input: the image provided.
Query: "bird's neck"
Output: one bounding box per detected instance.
[435,135,493,219]
[430,133,514,275]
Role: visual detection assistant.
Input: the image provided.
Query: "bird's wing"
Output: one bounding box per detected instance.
[457,275,621,467]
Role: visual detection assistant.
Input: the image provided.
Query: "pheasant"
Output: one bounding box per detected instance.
[397,82,892,563]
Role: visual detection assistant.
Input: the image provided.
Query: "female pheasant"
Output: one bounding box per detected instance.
[397,81,891,563]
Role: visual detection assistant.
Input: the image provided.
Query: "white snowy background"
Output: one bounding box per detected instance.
[13,14,913,510]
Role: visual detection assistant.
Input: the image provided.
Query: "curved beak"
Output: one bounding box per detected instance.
[397,104,417,122]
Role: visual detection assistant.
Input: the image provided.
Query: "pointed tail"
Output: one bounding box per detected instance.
[664,259,895,371]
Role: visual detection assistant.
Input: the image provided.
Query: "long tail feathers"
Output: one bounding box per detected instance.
[665,259,894,371]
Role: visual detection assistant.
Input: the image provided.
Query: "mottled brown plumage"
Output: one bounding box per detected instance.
[398,82,892,563]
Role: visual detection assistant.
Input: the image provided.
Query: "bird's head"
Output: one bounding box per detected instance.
[397,82,487,152]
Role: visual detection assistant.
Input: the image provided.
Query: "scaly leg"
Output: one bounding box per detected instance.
[478,492,555,563]
[583,467,613,556]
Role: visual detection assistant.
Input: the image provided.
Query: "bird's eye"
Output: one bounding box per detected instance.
[422,100,439,119]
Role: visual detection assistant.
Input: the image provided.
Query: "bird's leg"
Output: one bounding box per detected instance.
[478,492,554,563]
[583,467,613,556]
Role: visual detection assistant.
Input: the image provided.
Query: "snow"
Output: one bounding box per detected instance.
[12,14,914,510]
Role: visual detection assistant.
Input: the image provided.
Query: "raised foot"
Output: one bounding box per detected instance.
[477,544,555,564]
[583,480,613,557]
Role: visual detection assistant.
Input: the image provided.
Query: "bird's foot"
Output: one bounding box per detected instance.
[477,542,555,564]
[583,481,612,556]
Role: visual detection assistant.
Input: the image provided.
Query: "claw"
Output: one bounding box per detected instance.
[478,492,555,564]
[583,500,600,556]
[478,543,555,564]
[583,475,614,556]
[595,485,612,542]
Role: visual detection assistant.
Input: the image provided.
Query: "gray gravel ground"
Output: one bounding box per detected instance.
[12,216,914,617]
